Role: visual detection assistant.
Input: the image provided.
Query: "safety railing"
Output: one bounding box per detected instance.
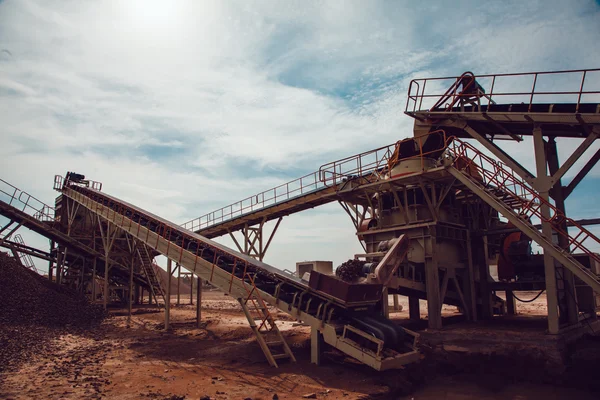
[319,130,450,186]
[181,171,325,232]
[0,178,55,222]
[406,68,600,114]
[319,143,395,187]
[61,182,300,315]
[447,138,600,264]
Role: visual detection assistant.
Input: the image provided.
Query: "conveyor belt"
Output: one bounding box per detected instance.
[56,176,419,370]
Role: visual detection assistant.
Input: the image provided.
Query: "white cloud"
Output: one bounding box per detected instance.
[1,0,600,271]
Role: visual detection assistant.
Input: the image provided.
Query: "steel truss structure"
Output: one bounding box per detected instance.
[1,67,599,371]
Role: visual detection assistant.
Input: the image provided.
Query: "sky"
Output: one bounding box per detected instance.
[1,0,600,273]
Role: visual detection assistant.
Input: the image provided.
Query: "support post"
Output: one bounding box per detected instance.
[546,137,579,326]
[92,257,97,302]
[310,327,323,365]
[196,277,202,328]
[128,253,134,327]
[189,274,193,305]
[409,297,420,321]
[103,257,109,309]
[165,258,172,330]
[382,287,389,318]
[48,240,55,281]
[533,127,560,334]
[176,264,181,306]
[392,294,400,311]
[505,290,516,315]
[425,229,442,329]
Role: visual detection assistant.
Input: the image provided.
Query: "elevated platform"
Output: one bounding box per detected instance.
[405,68,600,139]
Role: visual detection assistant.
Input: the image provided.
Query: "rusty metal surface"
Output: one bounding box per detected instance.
[308,271,383,306]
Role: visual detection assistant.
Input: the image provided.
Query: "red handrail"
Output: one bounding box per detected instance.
[447,138,600,264]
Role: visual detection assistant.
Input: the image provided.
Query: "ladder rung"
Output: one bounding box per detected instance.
[272,353,289,360]
[265,341,283,346]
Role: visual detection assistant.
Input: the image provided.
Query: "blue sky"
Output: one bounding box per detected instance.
[1,0,600,272]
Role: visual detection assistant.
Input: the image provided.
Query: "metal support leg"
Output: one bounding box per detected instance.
[310,327,323,365]
[189,274,193,305]
[546,137,579,326]
[92,257,97,301]
[48,240,55,281]
[425,230,442,329]
[177,264,181,306]
[196,277,202,328]
[382,287,389,318]
[534,128,560,334]
[103,258,109,309]
[409,297,420,321]
[392,294,400,311]
[128,253,134,327]
[165,258,172,330]
[506,290,516,315]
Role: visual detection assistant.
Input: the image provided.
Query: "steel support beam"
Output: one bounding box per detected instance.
[165,258,172,330]
[310,327,323,366]
[564,148,600,199]
[533,127,561,334]
[424,228,442,329]
[196,277,202,328]
[452,120,537,185]
[546,137,579,325]
[550,129,599,186]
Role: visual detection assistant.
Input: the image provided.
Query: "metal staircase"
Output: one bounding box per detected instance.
[137,245,165,306]
[238,281,296,367]
[445,138,600,294]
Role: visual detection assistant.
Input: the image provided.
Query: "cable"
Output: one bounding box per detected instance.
[512,289,545,303]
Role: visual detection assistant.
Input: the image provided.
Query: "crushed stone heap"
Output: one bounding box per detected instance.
[0,252,105,373]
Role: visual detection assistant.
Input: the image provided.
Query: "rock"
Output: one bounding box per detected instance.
[272,395,279,400]
[200,396,210,400]
[303,394,317,399]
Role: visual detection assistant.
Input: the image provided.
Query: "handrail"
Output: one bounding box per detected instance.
[0,178,55,222]
[183,131,451,232]
[406,68,600,114]
[319,130,449,186]
[181,170,325,232]
[446,138,600,265]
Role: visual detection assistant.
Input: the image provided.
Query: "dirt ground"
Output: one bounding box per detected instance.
[1,290,598,400]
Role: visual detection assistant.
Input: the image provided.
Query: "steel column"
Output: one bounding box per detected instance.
[196,277,202,328]
[165,258,172,330]
[533,127,560,334]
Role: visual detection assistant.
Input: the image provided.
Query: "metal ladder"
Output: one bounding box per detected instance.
[446,138,600,294]
[238,286,296,367]
[6,234,39,273]
[137,245,166,306]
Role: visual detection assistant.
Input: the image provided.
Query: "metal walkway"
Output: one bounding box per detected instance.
[181,142,397,238]
[55,175,419,370]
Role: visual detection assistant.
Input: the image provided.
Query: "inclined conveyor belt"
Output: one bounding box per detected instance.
[59,179,417,369]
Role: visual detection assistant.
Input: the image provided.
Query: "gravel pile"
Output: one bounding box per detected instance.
[335,259,367,283]
[0,252,105,373]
